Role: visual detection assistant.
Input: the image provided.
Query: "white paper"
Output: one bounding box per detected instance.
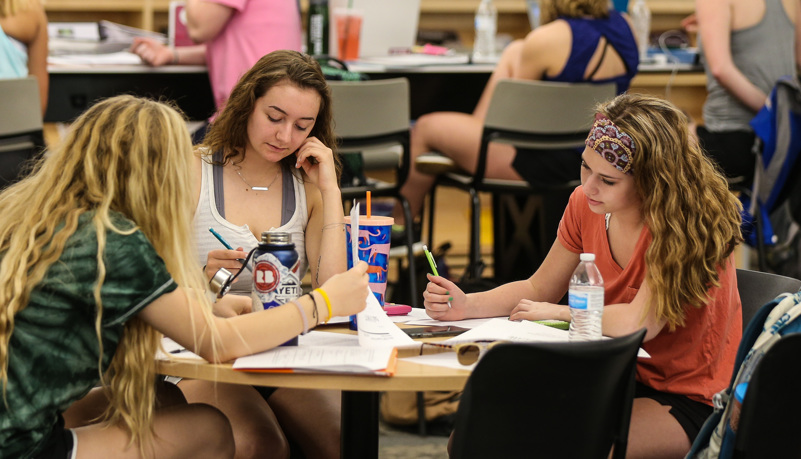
[157,337,205,361]
[405,316,497,329]
[233,345,395,374]
[356,289,416,347]
[442,318,570,344]
[298,330,360,346]
[48,51,144,65]
[358,54,470,67]
[350,202,359,266]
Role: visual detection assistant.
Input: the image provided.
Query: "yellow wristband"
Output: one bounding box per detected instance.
[315,288,333,323]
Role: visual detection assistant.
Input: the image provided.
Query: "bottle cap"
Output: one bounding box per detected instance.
[260,231,292,244]
[580,253,595,261]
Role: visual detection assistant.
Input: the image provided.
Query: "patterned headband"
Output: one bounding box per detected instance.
[585,113,636,174]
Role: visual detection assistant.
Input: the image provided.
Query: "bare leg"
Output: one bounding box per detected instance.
[64,381,187,429]
[625,397,692,458]
[74,403,235,459]
[178,380,290,459]
[268,388,342,459]
[398,111,522,224]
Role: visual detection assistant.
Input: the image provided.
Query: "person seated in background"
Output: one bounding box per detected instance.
[693,0,800,184]
[181,49,346,459]
[0,94,369,458]
[395,0,639,233]
[0,0,48,115]
[424,93,743,458]
[130,0,302,139]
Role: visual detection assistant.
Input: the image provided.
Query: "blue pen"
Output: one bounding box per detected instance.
[209,227,234,250]
[208,228,247,266]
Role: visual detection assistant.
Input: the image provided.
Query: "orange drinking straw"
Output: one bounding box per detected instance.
[366,191,372,218]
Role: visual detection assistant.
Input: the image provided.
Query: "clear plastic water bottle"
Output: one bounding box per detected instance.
[630,0,651,61]
[568,253,604,341]
[473,0,497,62]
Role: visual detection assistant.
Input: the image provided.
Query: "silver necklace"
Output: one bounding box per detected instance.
[235,167,280,191]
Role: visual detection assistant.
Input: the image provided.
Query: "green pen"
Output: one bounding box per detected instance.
[423,245,450,308]
[423,244,439,276]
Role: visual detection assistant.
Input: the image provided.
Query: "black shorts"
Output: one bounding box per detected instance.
[34,415,75,459]
[635,382,713,442]
[511,147,583,186]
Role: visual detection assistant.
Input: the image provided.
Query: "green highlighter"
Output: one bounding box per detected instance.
[423,244,439,276]
[423,245,451,308]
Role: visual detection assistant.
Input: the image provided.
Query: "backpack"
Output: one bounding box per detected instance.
[688,290,801,458]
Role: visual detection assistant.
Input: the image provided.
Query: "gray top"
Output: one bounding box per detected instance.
[702,0,796,131]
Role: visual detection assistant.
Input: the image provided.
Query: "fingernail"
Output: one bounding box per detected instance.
[448,297,453,301]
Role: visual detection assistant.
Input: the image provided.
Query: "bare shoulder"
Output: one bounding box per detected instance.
[0,2,47,44]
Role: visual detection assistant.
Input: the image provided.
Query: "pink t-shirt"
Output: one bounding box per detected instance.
[205,0,302,112]
[557,186,742,405]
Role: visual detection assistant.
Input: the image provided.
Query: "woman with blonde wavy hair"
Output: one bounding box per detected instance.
[425,93,743,457]
[0,95,368,458]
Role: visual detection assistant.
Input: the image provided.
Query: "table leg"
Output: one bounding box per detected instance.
[341,391,379,459]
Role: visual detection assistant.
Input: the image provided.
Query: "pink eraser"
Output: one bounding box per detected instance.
[383,304,412,316]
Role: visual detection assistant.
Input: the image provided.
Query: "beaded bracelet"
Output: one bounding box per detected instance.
[290,300,309,335]
[315,288,333,324]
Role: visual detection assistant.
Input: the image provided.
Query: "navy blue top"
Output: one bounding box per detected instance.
[543,10,639,94]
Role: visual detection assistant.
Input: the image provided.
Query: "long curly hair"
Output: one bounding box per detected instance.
[0,95,213,453]
[598,93,743,330]
[202,49,341,180]
[540,0,609,26]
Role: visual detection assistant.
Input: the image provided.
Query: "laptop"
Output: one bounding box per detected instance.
[328,0,421,58]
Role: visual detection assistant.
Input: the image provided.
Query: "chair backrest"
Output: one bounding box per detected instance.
[450,329,646,459]
[0,77,44,188]
[734,333,801,458]
[473,79,616,188]
[736,268,801,327]
[329,77,411,181]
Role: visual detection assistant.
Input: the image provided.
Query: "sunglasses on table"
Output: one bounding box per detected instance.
[419,340,506,366]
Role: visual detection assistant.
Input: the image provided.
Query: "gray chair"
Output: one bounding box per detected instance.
[420,79,616,281]
[328,78,418,307]
[0,77,44,189]
[736,268,801,327]
[450,329,646,459]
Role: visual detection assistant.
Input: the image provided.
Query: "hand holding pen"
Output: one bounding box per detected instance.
[423,245,451,309]
[205,228,250,279]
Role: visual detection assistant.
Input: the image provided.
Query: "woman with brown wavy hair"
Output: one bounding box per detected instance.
[425,93,743,457]
[184,50,347,459]
[0,94,368,458]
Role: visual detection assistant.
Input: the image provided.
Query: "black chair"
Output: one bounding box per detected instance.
[0,77,44,189]
[733,333,801,458]
[328,78,419,307]
[450,329,646,459]
[419,79,616,281]
[736,268,801,327]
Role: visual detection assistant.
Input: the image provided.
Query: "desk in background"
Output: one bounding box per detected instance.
[45,61,706,125]
[46,64,215,123]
